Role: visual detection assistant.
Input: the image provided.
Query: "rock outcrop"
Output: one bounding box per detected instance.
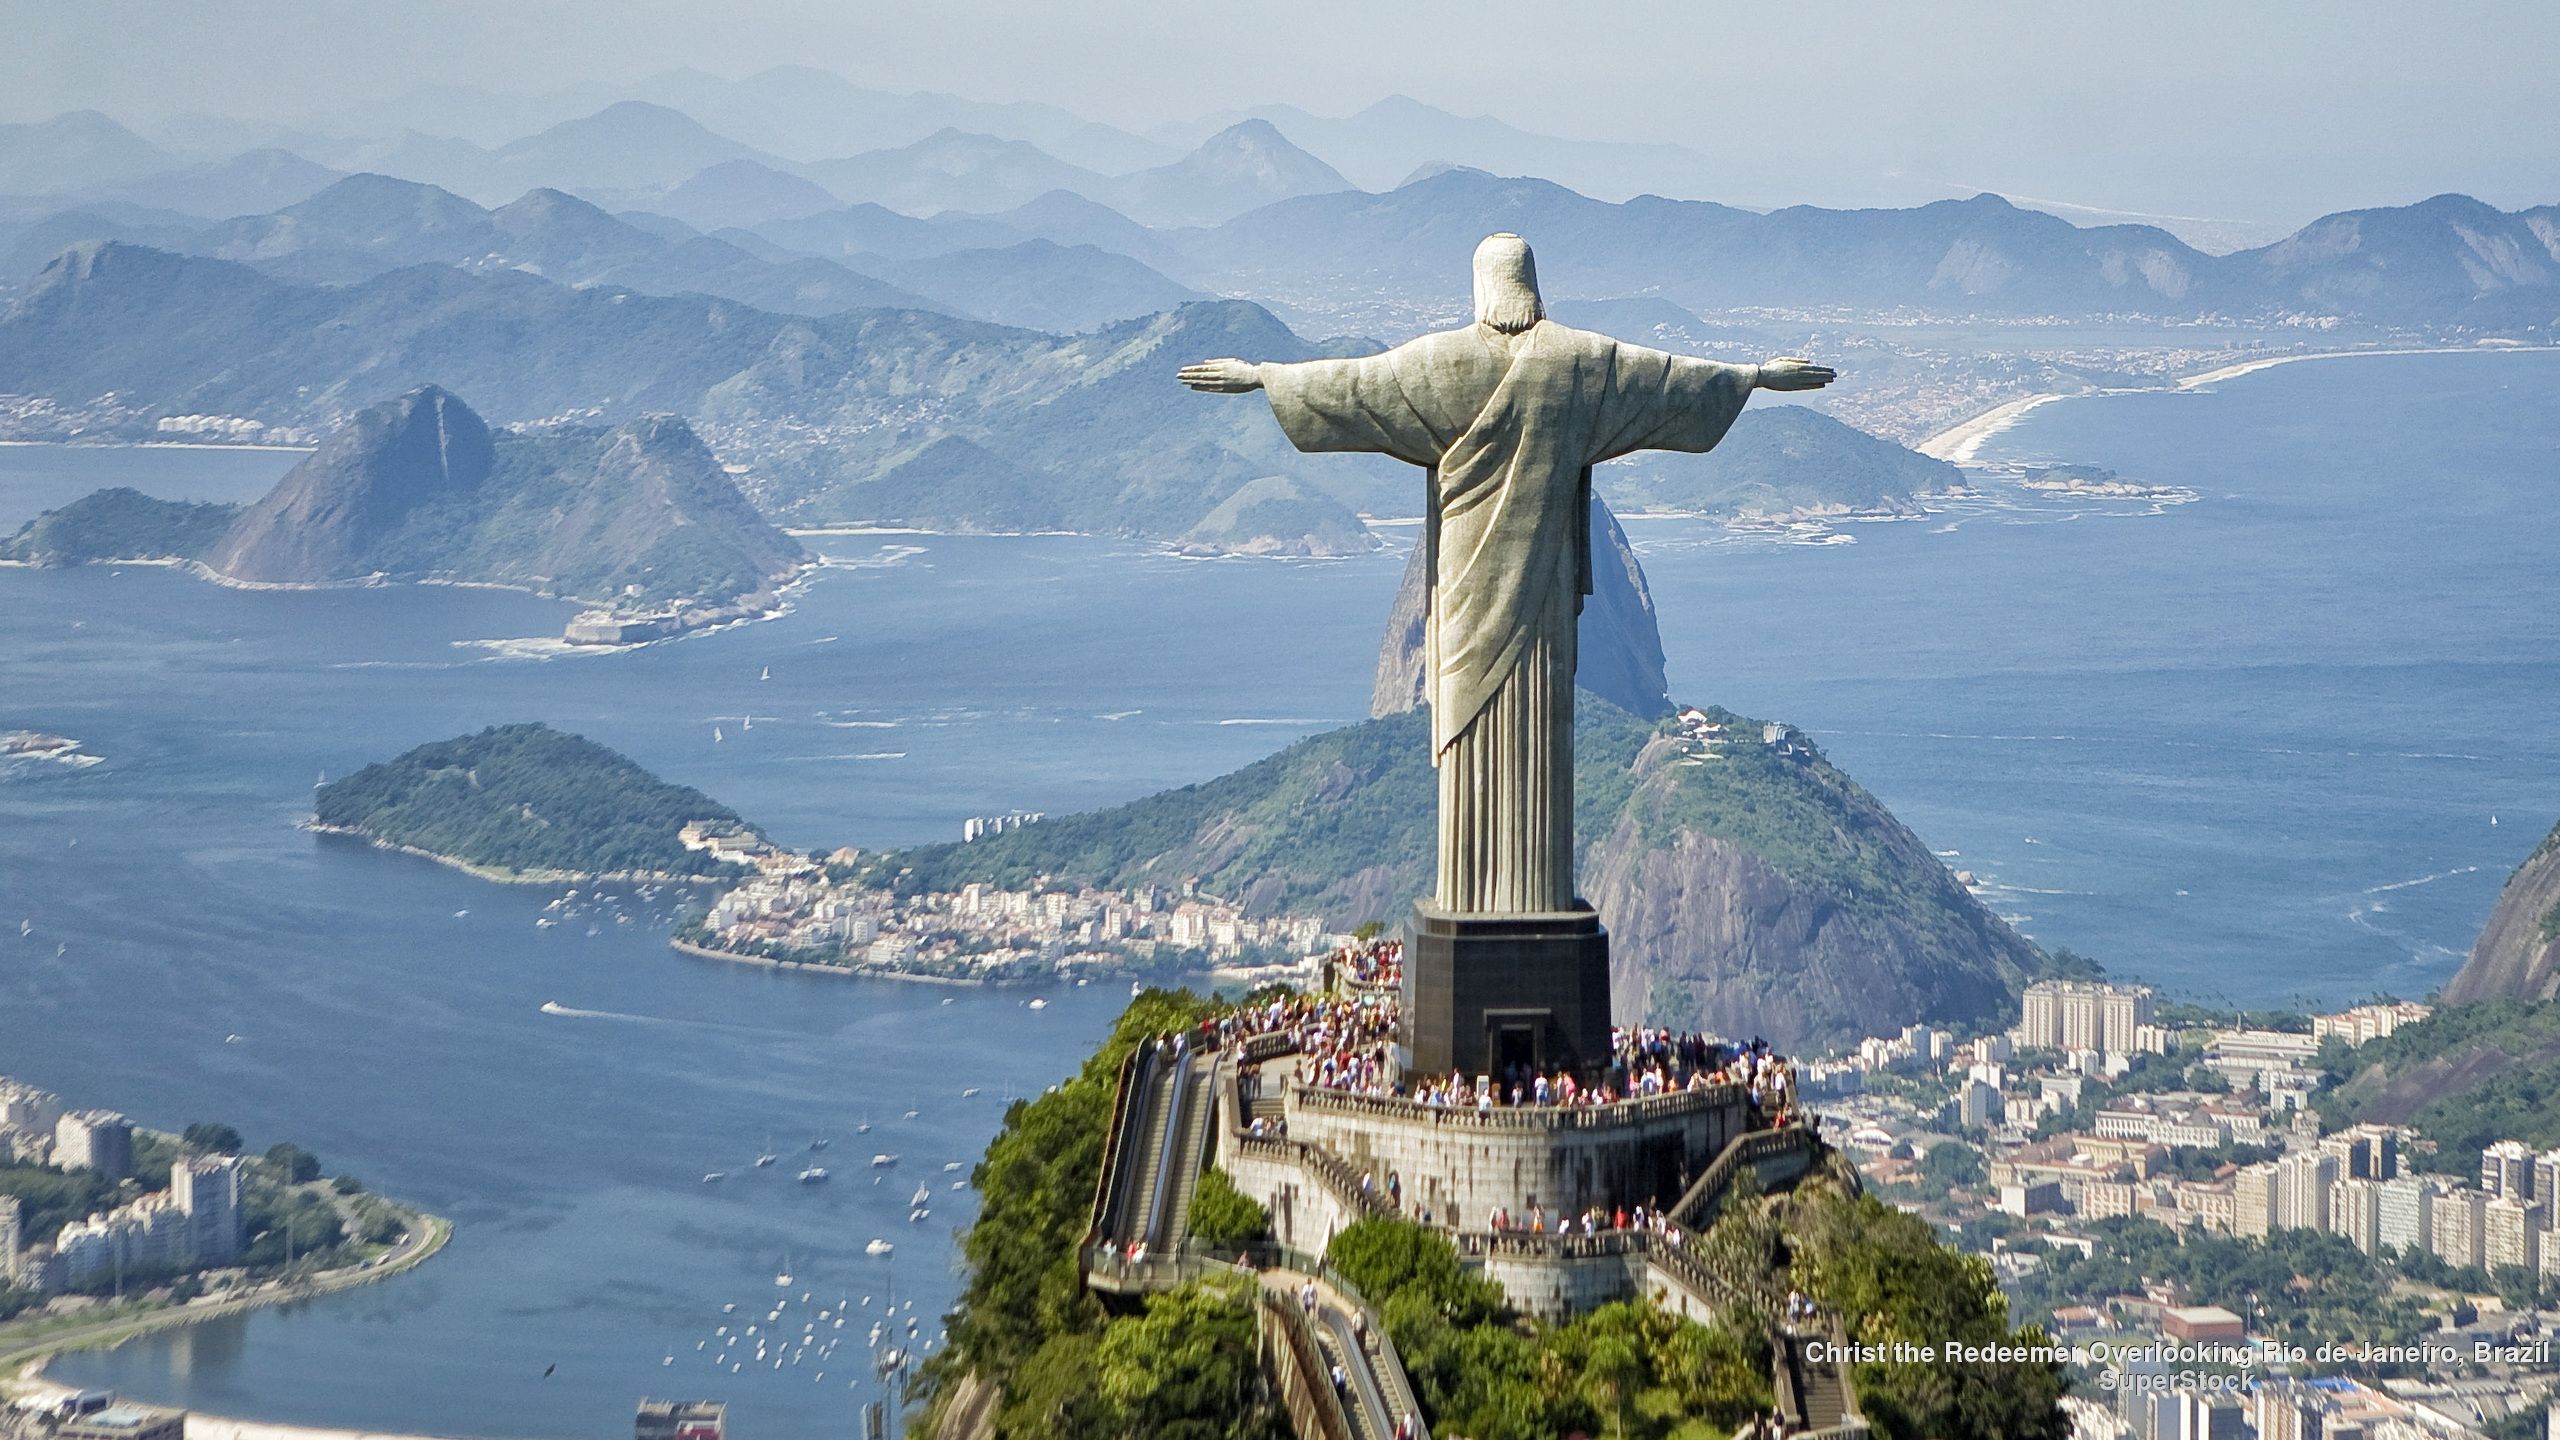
[2442,819,2560,1004]
[1582,724,2049,1049]
[1372,493,1671,720]
[2,384,806,611]
[209,384,495,582]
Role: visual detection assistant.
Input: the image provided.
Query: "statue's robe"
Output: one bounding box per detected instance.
[1262,321,1756,913]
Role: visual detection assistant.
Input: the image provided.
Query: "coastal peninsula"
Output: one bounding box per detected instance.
[1,386,809,645]
[0,1077,447,1380]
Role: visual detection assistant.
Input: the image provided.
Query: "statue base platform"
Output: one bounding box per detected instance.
[1402,902,1612,1077]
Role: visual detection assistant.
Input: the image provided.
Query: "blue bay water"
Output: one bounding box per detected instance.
[0,348,2552,1433]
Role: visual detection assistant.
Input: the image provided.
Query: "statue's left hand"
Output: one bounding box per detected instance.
[1178,359,1266,393]
[1756,357,1837,392]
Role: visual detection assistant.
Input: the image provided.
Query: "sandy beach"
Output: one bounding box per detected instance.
[9,1362,472,1440]
[1915,343,2553,464]
[1913,393,2070,463]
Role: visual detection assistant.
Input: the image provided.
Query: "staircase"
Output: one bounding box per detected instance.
[1773,1316,1866,1437]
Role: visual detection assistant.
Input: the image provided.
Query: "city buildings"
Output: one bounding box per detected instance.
[2482,1196,2543,1276]
[53,1154,247,1287]
[635,1400,726,1440]
[2375,1176,2439,1258]
[2017,980,2158,1058]
[53,1109,134,1178]
[2310,1001,2432,1046]
[58,1405,188,1440]
[0,1195,22,1286]
[960,811,1043,842]
[697,866,1332,981]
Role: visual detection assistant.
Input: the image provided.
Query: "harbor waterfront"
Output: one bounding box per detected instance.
[0,349,2554,1433]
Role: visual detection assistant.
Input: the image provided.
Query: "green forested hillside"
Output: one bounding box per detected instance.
[2321,999,2560,1169]
[0,487,240,564]
[313,723,747,879]
[873,699,1654,919]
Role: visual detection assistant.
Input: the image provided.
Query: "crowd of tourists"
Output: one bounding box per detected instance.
[1329,934,1403,988]
[1206,991,1801,1121]
[1480,1197,1691,1249]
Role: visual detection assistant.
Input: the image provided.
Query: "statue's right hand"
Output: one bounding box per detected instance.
[1178,358,1265,393]
[1756,357,1836,392]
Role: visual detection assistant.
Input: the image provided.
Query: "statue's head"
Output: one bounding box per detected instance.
[1472,234,1544,333]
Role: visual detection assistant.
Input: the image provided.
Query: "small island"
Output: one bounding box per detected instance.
[2000,461,2190,502]
[311,722,765,883]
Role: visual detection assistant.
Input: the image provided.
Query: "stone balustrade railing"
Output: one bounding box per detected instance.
[1289,1078,1744,1132]
[1668,1123,1815,1228]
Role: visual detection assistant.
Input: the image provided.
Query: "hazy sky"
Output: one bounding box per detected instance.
[9,0,2556,222]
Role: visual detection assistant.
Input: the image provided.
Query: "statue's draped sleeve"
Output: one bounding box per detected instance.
[1586,345,1757,463]
[1259,349,1444,468]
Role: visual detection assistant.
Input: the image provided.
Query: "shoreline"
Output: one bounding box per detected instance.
[0,439,315,454]
[302,824,729,887]
[9,1353,476,1440]
[1915,343,2558,462]
[669,935,991,986]
[3,1213,453,1429]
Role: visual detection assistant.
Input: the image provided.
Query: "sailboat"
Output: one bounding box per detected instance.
[714,725,725,743]
[911,1183,930,1207]
[755,1137,779,1168]
[775,1258,794,1287]
[743,714,752,732]
[760,666,771,681]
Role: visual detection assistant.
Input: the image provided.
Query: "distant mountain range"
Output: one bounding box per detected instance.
[9,91,2555,334]
[0,172,1202,331]
[1170,170,2560,330]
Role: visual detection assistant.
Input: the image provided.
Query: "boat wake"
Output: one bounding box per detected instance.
[2361,864,2480,895]
[537,1001,788,1036]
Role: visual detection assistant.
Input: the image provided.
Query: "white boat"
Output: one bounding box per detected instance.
[760,666,771,681]
[810,1136,830,1151]
[799,1166,829,1184]
[901,1109,918,1120]
[703,1171,725,1183]
[941,1161,963,1172]
[715,725,724,743]
[909,1208,930,1223]
[743,714,752,731]
[1027,998,1048,1010]
[864,1239,894,1257]
[775,1271,793,1287]
[960,1087,980,1098]
[1130,980,1145,996]
[871,1153,898,1168]
[911,1183,930,1206]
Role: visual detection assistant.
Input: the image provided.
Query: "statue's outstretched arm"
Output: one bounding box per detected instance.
[1177,359,1267,393]
[1754,356,1837,392]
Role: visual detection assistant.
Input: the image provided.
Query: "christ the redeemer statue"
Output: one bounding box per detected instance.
[1182,235,1832,925]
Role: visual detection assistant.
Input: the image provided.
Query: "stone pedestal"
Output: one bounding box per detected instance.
[1403,902,1612,1077]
